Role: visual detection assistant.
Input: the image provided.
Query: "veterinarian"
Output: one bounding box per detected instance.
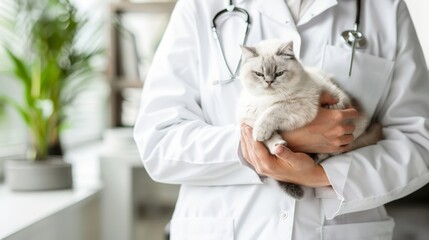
[133,0,429,239]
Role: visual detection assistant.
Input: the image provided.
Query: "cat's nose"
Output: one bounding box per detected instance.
[265,80,274,86]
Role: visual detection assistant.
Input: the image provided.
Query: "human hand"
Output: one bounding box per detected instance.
[281,92,358,154]
[240,125,330,187]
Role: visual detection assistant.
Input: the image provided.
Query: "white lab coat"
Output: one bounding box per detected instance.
[133,0,429,239]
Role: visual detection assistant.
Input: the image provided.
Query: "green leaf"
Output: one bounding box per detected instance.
[0,95,31,125]
[0,0,104,160]
[4,49,32,88]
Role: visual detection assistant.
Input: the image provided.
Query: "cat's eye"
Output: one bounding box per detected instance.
[254,71,264,77]
[275,71,285,77]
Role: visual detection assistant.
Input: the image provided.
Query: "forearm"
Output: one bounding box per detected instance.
[318,135,429,220]
[135,107,263,185]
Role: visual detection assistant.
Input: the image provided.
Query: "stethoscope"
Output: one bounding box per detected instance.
[211,0,366,85]
[211,0,251,85]
[341,0,367,76]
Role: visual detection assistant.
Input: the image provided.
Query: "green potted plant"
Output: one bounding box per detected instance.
[0,0,103,190]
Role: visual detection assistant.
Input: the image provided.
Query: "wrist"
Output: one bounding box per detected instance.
[310,164,331,187]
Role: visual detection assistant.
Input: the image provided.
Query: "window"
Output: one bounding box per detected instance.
[0,0,109,160]
[0,76,27,157]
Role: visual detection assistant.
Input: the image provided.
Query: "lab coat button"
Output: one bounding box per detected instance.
[280,210,288,220]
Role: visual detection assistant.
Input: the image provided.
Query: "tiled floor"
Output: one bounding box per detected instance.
[135,205,429,240]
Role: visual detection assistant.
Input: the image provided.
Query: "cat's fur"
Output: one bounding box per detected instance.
[238,39,382,199]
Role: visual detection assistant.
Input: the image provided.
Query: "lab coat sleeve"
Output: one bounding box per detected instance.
[133,0,262,186]
[317,1,429,220]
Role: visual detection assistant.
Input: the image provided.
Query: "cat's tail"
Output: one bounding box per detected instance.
[277,181,304,199]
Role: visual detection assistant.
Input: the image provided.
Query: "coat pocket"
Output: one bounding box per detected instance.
[170,217,234,240]
[322,218,395,240]
[322,45,394,120]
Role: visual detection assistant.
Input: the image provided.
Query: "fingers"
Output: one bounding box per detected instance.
[342,123,356,135]
[241,125,294,170]
[240,125,275,175]
[341,108,359,121]
[327,108,359,123]
[248,130,272,162]
[331,134,354,153]
[274,145,295,166]
[240,126,250,161]
[329,123,356,138]
[338,134,355,146]
[240,125,329,187]
[328,111,357,151]
[241,125,265,162]
[320,92,338,106]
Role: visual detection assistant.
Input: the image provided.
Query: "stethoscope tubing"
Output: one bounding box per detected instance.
[212,0,365,84]
[211,3,251,85]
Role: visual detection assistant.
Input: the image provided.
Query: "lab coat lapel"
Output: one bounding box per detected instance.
[256,0,296,29]
[254,0,302,58]
[297,0,338,26]
[243,5,261,46]
[255,0,339,27]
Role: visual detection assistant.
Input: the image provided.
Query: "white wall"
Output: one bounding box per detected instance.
[404,0,429,68]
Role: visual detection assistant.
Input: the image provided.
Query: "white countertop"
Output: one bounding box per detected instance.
[0,143,103,239]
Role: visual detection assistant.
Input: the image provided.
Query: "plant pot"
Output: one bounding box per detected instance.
[4,157,73,191]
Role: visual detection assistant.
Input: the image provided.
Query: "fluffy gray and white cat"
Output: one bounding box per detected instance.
[238,39,382,199]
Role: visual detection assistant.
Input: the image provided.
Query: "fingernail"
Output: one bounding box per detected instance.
[276,145,285,155]
[245,127,251,135]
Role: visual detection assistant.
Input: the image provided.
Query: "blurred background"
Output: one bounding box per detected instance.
[0,0,428,240]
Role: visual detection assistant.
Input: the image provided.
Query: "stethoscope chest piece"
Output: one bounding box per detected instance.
[342,26,367,77]
[341,0,366,77]
[341,29,366,49]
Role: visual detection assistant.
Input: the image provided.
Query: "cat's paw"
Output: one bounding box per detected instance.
[253,126,273,142]
[266,139,287,155]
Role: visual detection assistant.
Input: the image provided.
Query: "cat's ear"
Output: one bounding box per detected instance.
[240,45,258,59]
[277,41,295,59]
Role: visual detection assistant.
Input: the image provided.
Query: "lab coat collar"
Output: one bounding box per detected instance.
[235,0,339,27]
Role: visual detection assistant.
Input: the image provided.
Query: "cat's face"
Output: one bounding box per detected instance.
[239,40,304,96]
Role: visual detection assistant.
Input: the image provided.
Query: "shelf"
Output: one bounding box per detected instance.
[111,1,176,14]
[111,78,144,89]
[107,1,176,127]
